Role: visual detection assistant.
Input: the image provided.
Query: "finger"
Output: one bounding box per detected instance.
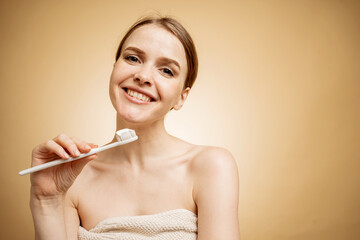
[54,134,81,158]
[88,143,99,149]
[70,137,93,154]
[39,140,70,159]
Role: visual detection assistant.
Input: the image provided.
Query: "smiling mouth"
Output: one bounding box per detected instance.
[123,88,155,102]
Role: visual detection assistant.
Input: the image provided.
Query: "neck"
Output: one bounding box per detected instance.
[107,114,175,167]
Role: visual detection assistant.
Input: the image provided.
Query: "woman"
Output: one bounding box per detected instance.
[30,16,240,240]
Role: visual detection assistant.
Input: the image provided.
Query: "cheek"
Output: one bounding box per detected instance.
[110,61,134,85]
[157,81,183,103]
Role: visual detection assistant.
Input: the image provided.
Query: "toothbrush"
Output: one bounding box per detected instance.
[19,128,138,176]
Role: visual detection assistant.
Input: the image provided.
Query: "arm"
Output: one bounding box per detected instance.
[30,194,67,240]
[192,147,240,240]
[30,192,81,240]
[30,135,97,239]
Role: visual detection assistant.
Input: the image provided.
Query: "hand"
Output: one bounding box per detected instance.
[30,134,98,198]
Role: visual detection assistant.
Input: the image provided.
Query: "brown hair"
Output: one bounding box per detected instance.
[115,15,198,89]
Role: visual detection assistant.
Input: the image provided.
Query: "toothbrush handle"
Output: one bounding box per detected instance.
[19,136,138,176]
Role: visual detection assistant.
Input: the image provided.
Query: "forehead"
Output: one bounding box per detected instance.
[122,24,187,68]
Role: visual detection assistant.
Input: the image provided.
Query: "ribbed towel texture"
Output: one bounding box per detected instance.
[78,209,198,240]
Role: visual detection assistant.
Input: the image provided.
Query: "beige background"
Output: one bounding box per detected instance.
[1,0,359,239]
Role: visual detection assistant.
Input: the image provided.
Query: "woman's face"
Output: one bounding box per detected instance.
[109,24,189,124]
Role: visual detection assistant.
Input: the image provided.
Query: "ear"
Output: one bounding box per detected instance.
[173,87,190,111]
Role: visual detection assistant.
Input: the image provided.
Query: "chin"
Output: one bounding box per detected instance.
[116,107,169,128]
[116,110,152,125]
[111,98,169,125]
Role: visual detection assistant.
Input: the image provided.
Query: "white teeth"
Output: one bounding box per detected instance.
[126,89,151,102]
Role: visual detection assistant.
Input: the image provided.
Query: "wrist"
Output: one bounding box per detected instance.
[30,190,65,212]
[30,194,67,240]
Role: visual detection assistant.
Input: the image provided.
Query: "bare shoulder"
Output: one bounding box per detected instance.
[189,145,238,178]
[188,145,239,204]
[189,146,240,239]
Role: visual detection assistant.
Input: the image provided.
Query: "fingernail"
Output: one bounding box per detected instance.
[85,145,91,151]
[63,152,70,159]
[73,148,80,156]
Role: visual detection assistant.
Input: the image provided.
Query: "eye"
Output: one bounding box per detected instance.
[162,68,174,76]
[125,55,139,63]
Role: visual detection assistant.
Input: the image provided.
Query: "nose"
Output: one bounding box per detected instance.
[134,66,153,86]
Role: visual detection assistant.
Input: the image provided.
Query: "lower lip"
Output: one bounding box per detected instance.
[123,89,152,105]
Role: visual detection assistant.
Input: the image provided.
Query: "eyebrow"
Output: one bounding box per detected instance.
[123,46,181,71]
[124,46,145,55]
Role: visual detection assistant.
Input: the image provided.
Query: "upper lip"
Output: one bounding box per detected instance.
[123,86,157,101]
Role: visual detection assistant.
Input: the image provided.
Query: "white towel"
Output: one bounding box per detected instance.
[78,209,198,240]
